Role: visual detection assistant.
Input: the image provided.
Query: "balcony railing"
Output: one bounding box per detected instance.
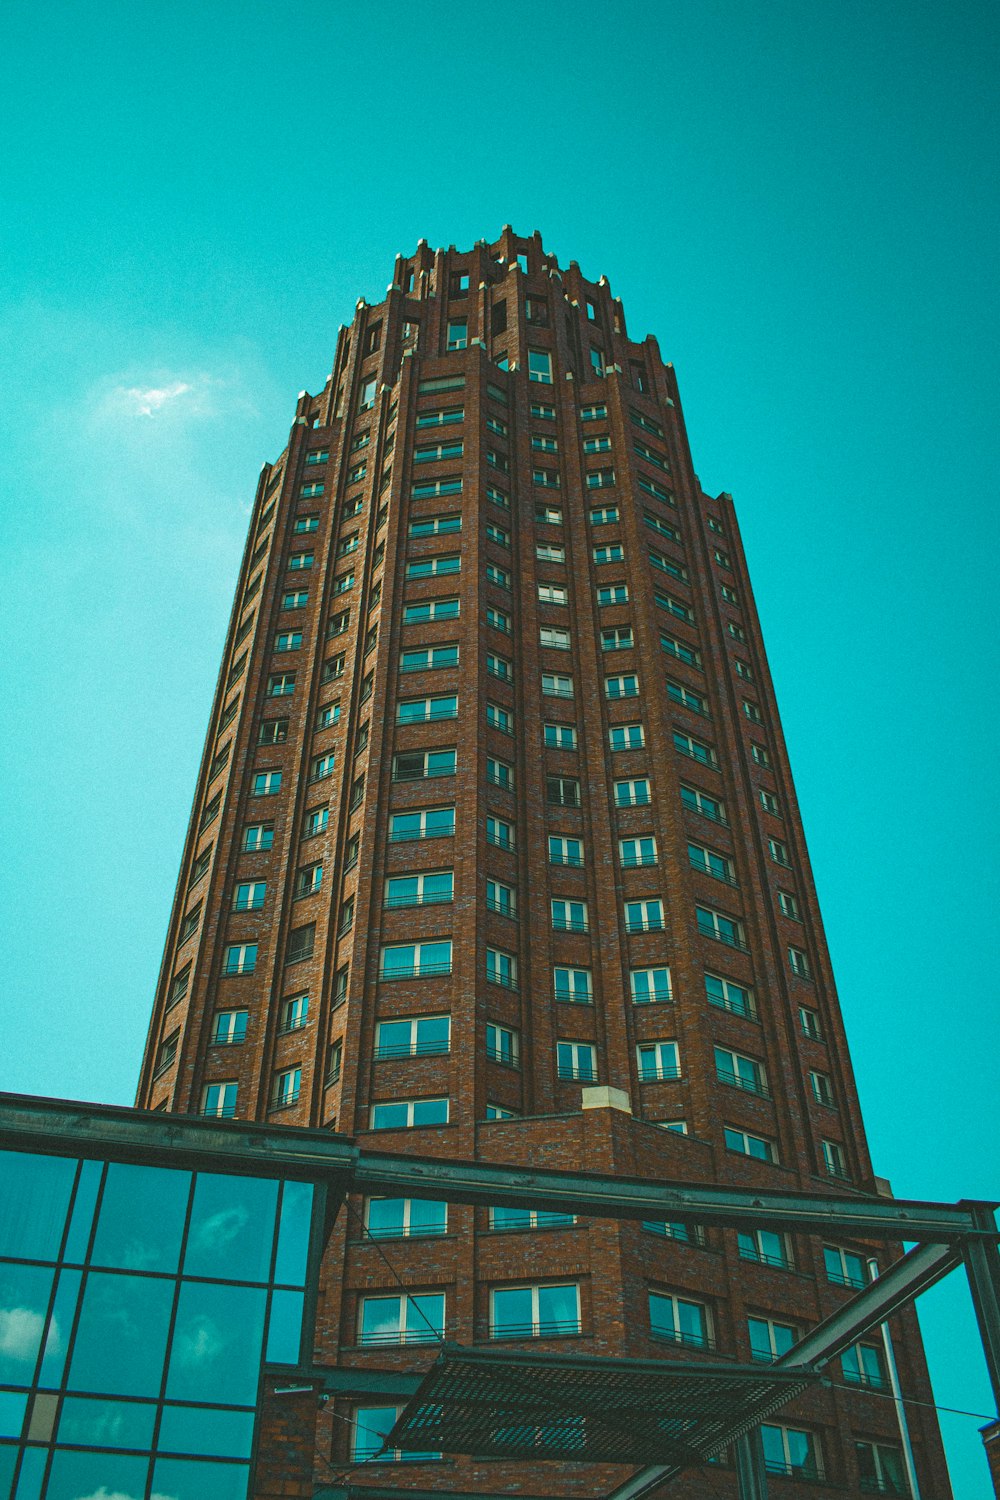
[489,1320,582,1340]
[639,1064,683,1082]
[697,920,749,952]
[650,1326,714,1352]
[486,897,516,917]
[553,919,588,933]
[384,893,453,909]
[397,707,458,722]
[380,961,454,980]
[486,1046,519,1066]
[374,1041,451,1060]
[388,827,454,842]
[763,1459,824,1483]
[689,857,738,886]
[359,1328,442,1346]
[716,1067,771,1099]
[557,1067,596,1082]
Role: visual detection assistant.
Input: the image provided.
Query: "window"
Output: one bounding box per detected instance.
[738,1228,791,1268]
[327,609,350,637]
[538,583,569,605]
[305,806,328,836]
[380,941,452,979]
[272,1066,301,1109]
[551,898,588,932]
[642,1220,704,1245]
[305,447,328,465]
[667,679,707,715]
[788,945,811,979]
[212,1010,248,1045]
[630,967,672,1004]
[778,890,801,921]
[586,467,616,489]
[673,732,716,767]
[531,433,558,453]
[824,1244,869,1288]
[549,835,583,867]
[311,751,336,781]
[333,966,349,1006]
[287,551,313,571]
[365,1198,448,1240]
[412,475,463,498]
[688,842,735,883]
[344,833,360,871]
[201,1082,238,1118]
[408,509,461,533]
[293,514,319,535]
[485,1102,518,1120]
[418,373,465,395]
[528,349,553,384]
[385,871,454,909]
[589,346,604,378]
[536,542,566,563]
[542,673,573,698]
[760,789,780,815]
[375,1015,450,1059]
[487,484,510,509]
[417,406,463,429]
[486,414,508,437]
[594,543,624,565]
[223,944,257,976]
[267,672,296,699]
[637,1041,681,1082]
[680,784,726,825]
[661,633,700,668]
[634,438,670,472]
[179,903,202,943]
[605,674,639,700]
[486,701,513,734]
[370,1097,451,1132]
[233,881,266,912]
[609,723,644,751]
[322,651,346,682]
[630,408,663,437]
[546,775,580,807]
[486,561,511,589]
[155,1031,178,1075]
[487,878,516,917]
[544,722,577,749]
[697,905,746,950]
[553,966,593,1004]
[761,1425,822,1481]
[351,1403,440,1463]
[597,583,629,606]
[768,837,790,867]
[540,626,571,650]
[590,504,619,526]
[842,1341,888,1390]
[487,815,514,850]
[487,651,512,681]
[705,974,754,1020]
[446,317,467,350]
[282,589,308,610]
[360,1291,446,1349]
[536,503,563,525]
[490,1206,576,1230]
[300,481,324,498]
[487,756,514,790]
[486,1022,519,1065]
[800,1005,823,1040]
[486,520,510,547]
[583,434,611,454]
[486,605,511,633]
[580,402,607,422]
[822,1138,849,1179]
[389,806,454,844]
[557,1041,596,1081]
[486,947,517,988]
[615,777,650,807]
[743,700,763,724]
[392,748,457,781]
[243,822,273,852]
[748,1315,798,1363]
[286,923,314,963]
[525,294,548,325]
[400,644,459,675]
[404,596,459,625]
[450,269,470,295]
[856,1441,907,1495]
[624,898,664,933]
[490,1283,580,1338]
[620,836,657,868]
[649,1291,710,1348]
[735,658,754,682]
[531,401,556,420]
[280,993,309,1032]
[406,553,460,579]
[532,467,560,489]
[273,630,302,653]
[724,1126,777,1163]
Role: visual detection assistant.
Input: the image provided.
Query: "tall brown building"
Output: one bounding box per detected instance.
[137,228,950,1498]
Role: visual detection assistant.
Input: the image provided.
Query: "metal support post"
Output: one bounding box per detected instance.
[965,1204,1000,1413]
[735,1428,769,1500]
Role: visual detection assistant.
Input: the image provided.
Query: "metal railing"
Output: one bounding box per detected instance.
[384,892,453,909]
[697,920,749,952]
[374,1041,451,1060]
[688,856,738,886]
[716,1066,771,1099]
[380,961,453,980]
[489,1320,582,1339]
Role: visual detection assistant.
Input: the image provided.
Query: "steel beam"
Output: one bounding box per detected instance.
[735,1430,769,1500]
[964,1204,1000,1412]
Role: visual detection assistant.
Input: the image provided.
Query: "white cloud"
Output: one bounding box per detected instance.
[0,1305,45,1362]
[94,372,220,424]
[76,1490,175,1500]
[119,380,192,417]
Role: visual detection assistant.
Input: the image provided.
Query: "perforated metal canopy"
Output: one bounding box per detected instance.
[388,1345,820,1468]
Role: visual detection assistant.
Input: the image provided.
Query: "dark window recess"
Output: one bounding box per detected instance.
[286,924,315,964]
[227,651,248,688]
[168,967,191,1006]
[199,791,222,831]
[179,904,201,943]
[220,697,240,732]
[250,538,269,569]
[258,719,289,745]
[209,743,231,779]
[235,612,255,646]
[155,1032,179,1074]
[365,322,382,355]
[491,300,508,336]
[189,846,213,887]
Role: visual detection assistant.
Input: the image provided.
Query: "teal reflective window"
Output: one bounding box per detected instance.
[0,1263,54,1384]
[158,1403,255,1458]
[0,1446,16,1494]
[63,1159,102,1263]
[274,1181,313,1286]
[69,1271,174,1397]
[0,1390,27,1439]
[57,1396,157,1449]
[166,1282,266,1406]
[13,1443,46,1497]
[91,1164,191,1274]
[152,1457,250,1499]
[184,1174,278,1283]
[37,1269,80,1387]
[45,1449,149,1500]
[0,1151,76,1261]
[265,1289,304,1364]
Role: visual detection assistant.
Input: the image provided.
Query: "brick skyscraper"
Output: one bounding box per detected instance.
[138,229,950,1498]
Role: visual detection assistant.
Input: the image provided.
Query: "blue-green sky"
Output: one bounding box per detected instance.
[2,0,997,1490]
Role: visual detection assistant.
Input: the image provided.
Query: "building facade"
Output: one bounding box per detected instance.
[136,228,950,1497]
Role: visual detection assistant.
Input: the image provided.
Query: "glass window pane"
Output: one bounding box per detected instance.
[0,1447,16,1496]
[265,1289,304,1364]
[0,1263,54,1384]
[408,1200,447,1235]
[57,1396,157,1449]
[158,1403,256,1458]
[184,1173,278,1283]
[69,1271,174,1397]
[150,1457,250,1500]
[37,1269,80,1387]
[493,1287,532,1334]
[166,1281,266,1406]
[45,1449,150,1500]
[0,1151,77,1261]
[0,1391,27,1440]
[63,1159,102,1263]
[274,1181,313,1287]
[91,1164,191,1274]
[13,1443,46,1499]
[366,1199,404,1237]
[538,1284,578,1333]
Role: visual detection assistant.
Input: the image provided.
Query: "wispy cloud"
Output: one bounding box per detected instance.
[93,370,228,425]
[116,380,193,417]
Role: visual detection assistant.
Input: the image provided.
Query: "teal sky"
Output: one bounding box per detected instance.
[2,0,997,1491]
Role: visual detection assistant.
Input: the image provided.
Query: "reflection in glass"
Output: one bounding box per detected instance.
[37,1269,81,1388]
[45,1448,149,1500]
[158,1403,255,1457]
[0,1445,16,1495]
[91,1164,191,1274]
[58,1395,157,1450]
[183,1173,278,1283]
[265,1289,304,1364]
[0,1389,27,1438]
[274,1180,313,1285]
[0,1263,54,1384]
[151,1456,250,1500]
[166,1282,266,1406]
[0,1152,76,1262]
[63,1158,102,1263]
[13,1443,46,1499]
[69,1271,174,1397]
